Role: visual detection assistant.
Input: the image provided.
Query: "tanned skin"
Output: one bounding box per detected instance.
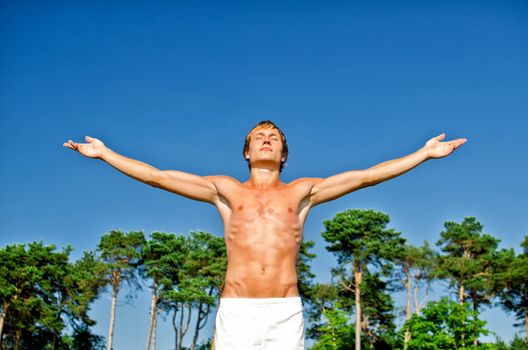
[64,128,467,298]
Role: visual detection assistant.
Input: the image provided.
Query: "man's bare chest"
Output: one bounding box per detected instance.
[225,191,304,247]
[230,191,299,221]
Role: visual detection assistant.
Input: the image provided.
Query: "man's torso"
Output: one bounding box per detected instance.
[211,176,316,298]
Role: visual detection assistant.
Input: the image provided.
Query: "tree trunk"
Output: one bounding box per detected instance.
[524,309,528,342]
[413,277,419,315]
[172,307,179,350]
[146,302,153,350]
[354,264,362,350]
[152,297,157,350]
[107,271,120,350]
[14,328,21,350]
[178,305,185,349]
[0,302,8,345]
[191,302,203,350]
[146,282,158,350]
[459,284,465,305]
[178,304,192,349]
[192,287,214,350]
[404,268,411,349]
[52,333,57,350]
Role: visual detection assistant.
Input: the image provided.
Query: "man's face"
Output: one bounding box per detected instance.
[245,127,285,169]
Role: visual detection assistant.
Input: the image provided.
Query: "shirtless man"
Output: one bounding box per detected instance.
[64,120,467,349]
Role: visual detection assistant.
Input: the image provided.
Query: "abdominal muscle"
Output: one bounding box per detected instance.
[220,205,303,298]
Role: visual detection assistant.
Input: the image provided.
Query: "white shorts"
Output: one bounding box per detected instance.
[214,297,305,350]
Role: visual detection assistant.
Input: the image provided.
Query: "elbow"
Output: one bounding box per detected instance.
[362,169,377,187]
[147,170,162,188]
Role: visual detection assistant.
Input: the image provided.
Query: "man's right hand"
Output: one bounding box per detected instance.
[63,136,106,159]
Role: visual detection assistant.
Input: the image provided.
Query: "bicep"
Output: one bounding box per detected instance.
[151,170,219,204]
[309,170,372,207]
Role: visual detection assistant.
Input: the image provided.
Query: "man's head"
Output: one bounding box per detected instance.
[243,120,289,173]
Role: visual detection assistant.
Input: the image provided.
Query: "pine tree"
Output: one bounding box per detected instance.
[321,209,405,350]
[97,229,146,350]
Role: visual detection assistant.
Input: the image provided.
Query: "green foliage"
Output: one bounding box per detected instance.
[402,297,490,349]
[305,283,341,340]
[184,230,227,295]
[509,334,528,349]
[141,231,187,290]
[97,229,146,292]
[0,242,101,350]
[496,235,528,330]
[297,238,318,301]
[436,217,501,310]
[395,241,437,295]
[321,208,405,347]
[152,230,227,350]
[494,335,528,350]
[1,216,524,349]
[157,230,226,307]
[322,209,405,269]
[310,303,355,350]
[70,325,106,350]
[181,337,213,350]
[360,272,398,339]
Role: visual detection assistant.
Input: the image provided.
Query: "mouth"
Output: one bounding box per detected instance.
[260,147,272,152]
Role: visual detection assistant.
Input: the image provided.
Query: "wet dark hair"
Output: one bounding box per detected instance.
[243,120,288,173]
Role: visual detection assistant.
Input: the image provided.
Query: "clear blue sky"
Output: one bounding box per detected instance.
[1,0,527,348]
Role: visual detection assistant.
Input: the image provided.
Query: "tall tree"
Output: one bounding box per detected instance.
[69,251,108,333]
[97,229,146,350]
[359,272,398,348]
[0,243,46,350]
[155,230,226,350]
[0,243,103,350]
[0,243,30,345]
[321,209,405,350]
[185,231,227,350]
[141,232,187,350]
[497,235,528,340]
[394,241,436,348]
[411,242,436,316]
[436,217,500,311]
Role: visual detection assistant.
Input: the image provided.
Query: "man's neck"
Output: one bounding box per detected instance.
[247,167,282,189]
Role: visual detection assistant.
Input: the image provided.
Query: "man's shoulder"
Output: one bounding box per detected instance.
[203,175,241,188]
[286,177,324,190]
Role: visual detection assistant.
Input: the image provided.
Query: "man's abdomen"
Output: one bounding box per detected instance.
[222,208,303,298]
[222,246,300,298]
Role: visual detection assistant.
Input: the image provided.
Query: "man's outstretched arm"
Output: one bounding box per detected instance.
[63,136,219,204]
[308,133,467,207]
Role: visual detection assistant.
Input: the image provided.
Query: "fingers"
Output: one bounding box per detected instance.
[447,138,467,149]
[436,133,446,141]
[63,140,78,151]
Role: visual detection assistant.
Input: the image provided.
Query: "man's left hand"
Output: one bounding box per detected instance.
[424,133,467,159]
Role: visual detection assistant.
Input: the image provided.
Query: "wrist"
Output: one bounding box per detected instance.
[99,146,112,161]
[419,147,430,161]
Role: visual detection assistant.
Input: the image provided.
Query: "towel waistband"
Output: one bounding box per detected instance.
[219,296,302,306]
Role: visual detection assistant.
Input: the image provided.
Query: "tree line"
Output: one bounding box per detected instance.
[0,210,526,349]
